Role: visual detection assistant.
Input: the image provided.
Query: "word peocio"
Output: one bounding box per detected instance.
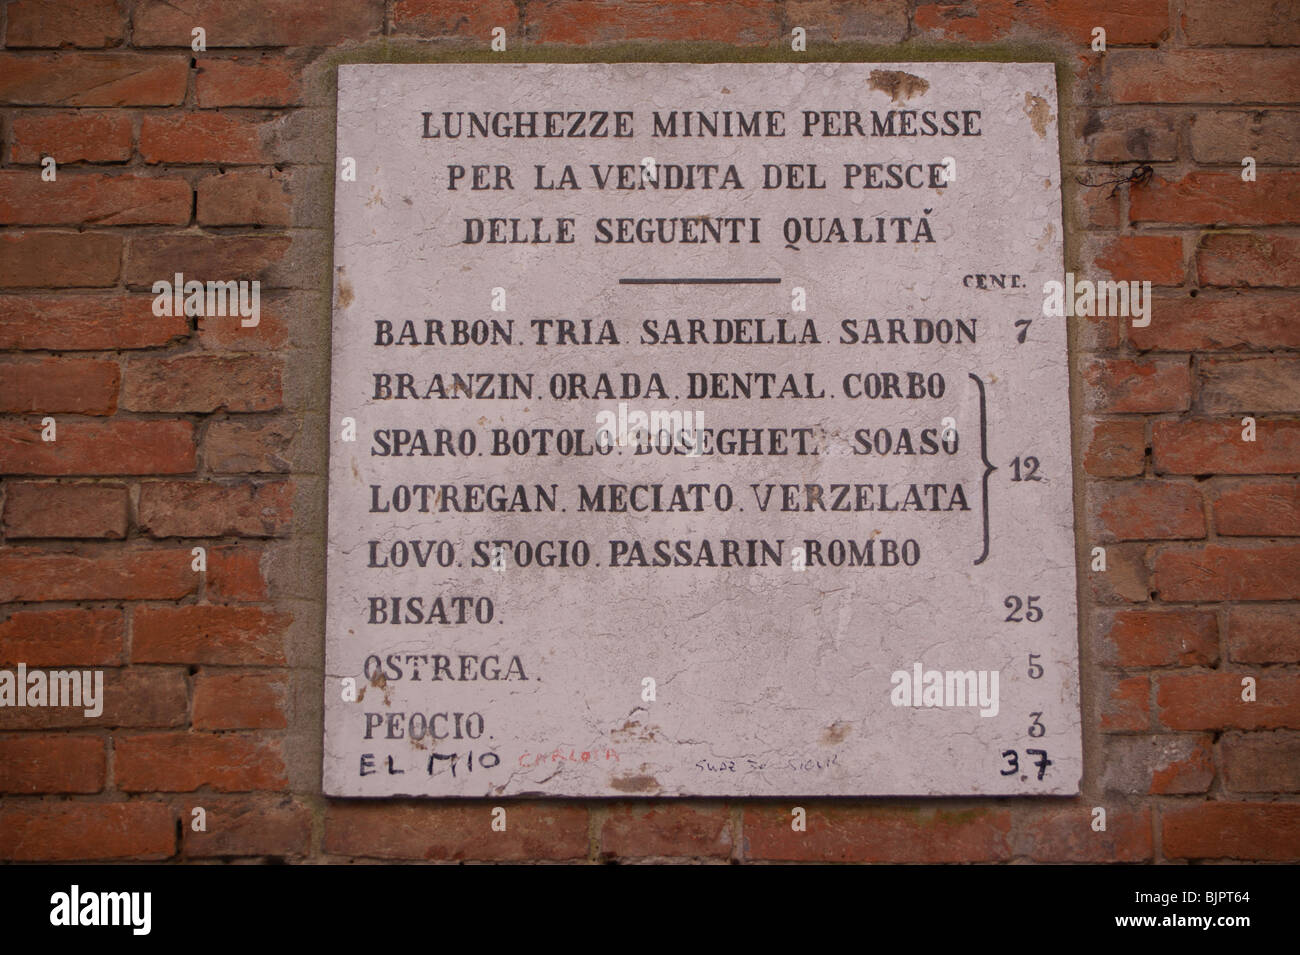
[151,272,261,327]
[0,664,103,718]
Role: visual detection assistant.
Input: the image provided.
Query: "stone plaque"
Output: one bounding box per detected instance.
[325,62,1080,797]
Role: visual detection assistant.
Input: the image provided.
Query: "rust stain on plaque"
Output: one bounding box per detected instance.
[869,69,929,103]
[610,774,660,793]
[822,721,852,744]
[335,266,354,307]
[1023,92,1051,138]
[611,719,660,742]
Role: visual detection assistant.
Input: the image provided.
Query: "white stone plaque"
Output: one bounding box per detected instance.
[325,62,1081,797]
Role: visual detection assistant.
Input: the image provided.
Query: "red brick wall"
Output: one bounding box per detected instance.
[1,0,1297,863]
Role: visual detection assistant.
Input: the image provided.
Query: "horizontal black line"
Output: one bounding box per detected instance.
[619,277,782,285]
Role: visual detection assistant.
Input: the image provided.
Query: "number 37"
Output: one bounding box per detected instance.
[1000,748,1053,780]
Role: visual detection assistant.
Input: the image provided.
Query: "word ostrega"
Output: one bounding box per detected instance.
[151,272,261,327]
[0,664,103,718]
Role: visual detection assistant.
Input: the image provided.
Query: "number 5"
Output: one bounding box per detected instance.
[1028,653,1044,679]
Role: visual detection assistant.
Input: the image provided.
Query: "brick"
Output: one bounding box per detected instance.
[528,0,780,45]
[0,736,105,793]
[195,54,302,107]
[123,356,282,413]
[138,480,292,538]
[744,806,1011,862]
[0,608,124,666]
[916,0,1166,44]
[203,418,295,473]
[392,0,521,38]
[134,0,384,46]
[1190,110,1300,165]
[1197,233,1300,288]
[1131,172,1300,227]
[133,605,288,665]
[1182,0,1300,45]
[1084,419,1146,477]
[1020,808,1153,862]
[0,170,190,226]
[1098,609,1219,668]
[0,53,188,106]
[1105,51,1300,104]
[1157,672,1300,730]
[0,232,121,288]
[601,803,731,859]
[0,295,186,350]
[0,547,198,602]
[1202,357,1300,414]
[1077,187,1123,231]
[193,672,287,729]
[1083,358,1190,413]
[10,111,132,163]
[1076,108,1180,164]
[1129,293,1300,351]
[125,234,291,286]
[0,358,119,414]
[140,113,270,165]
[184,797,311,858]
[778,1,909,42]
[1101,674,1150,732]
[1154,543,1300,601]
[3,482,128,539]
[198,295,289,350]
[1087,542,1151,604]
[1213,482,1300,536]
[116,733,286,792]
[1153,419,1300,475]
[324,803,589,861]
[1229,606,1300,663]
[0,419,195,476]
[1089,235,1184,285]
[1102,736,1214,795]
[1093,481,1205,541]
[6,0,126,48]
[0,802,174,861]
[1216,730,1293,793]
[1223,734,1300,792]
[0,667,187,730]
[1163,803,1300,861]
[206,546,269,601]
[197,169,290,226]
